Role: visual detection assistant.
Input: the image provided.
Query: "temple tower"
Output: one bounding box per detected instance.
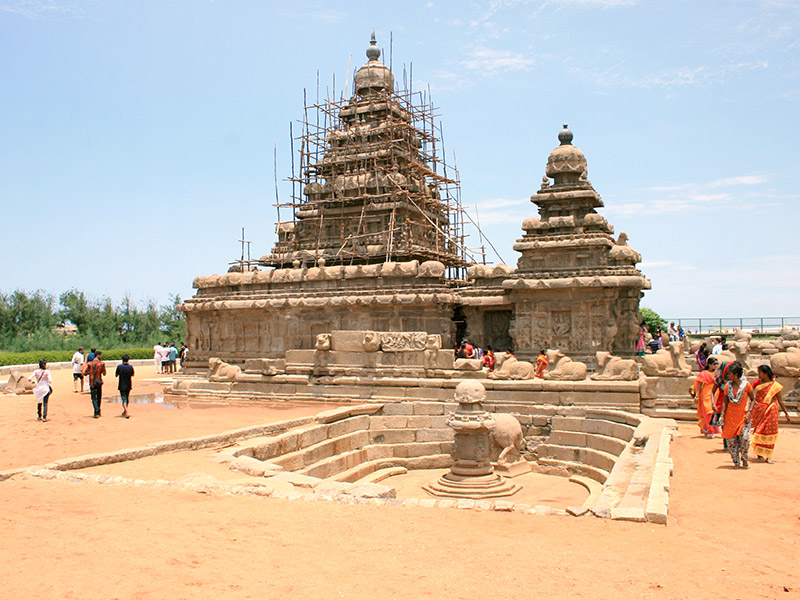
[504,125,649,360]
[264,32,466,270]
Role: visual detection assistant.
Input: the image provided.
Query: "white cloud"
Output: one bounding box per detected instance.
[306,10,345,23]
[0,0,86,19]
[467,197,532,226]
[708,174,768,187]
[582,60,769,91]
[608,174,776,216]
[462,47,535,74]
[549,0,638,6]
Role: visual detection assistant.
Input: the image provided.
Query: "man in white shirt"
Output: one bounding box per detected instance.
[71,346,85,392]
[154,343,163,373]
[711,337,723,355]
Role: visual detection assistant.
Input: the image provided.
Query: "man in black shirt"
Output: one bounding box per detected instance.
[115,354,135,419]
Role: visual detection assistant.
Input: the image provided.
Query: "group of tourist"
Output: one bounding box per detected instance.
[24,341,190,423]
[635,322,687,356]
[27,347,136,422]
[691,357,792,468]
[153,342,186,374]
[695,337,729,369]
[454,341,549,378]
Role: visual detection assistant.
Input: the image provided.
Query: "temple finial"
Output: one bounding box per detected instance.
[366,29,381,61]
[558,123,573,145]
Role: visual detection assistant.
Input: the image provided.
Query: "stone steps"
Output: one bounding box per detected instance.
[358,466,408,485]
[322,453,452,483]
[550,416,636,441]
[537,443,617,473]
[537,458,608,483]
[547,431,627,456]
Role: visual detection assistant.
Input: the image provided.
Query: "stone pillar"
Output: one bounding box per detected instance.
[423,380,519,498]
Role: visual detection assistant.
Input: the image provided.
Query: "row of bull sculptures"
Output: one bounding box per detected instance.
[201,328,800,384]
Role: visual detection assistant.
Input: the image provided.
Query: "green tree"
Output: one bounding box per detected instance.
[159,294,185,343]
[58,289,91,333]
[0,289,58,338]
[640,307,667,337]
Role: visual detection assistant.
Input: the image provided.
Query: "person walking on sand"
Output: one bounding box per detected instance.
[27,359,53,422]
[87,351,106,418]
[690,356,720,437]
[71,346,85,393]
[750,365,792,463]
[115,354,135,419]
[720,364,755,469]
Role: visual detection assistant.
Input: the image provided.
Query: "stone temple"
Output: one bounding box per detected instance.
[176,33,650,404]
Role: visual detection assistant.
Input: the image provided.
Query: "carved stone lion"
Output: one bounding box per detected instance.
[208,358,242,382]
[362,331,381,352]
[590,351,639,381]
[543,350,587,381]
[315,333,331,351]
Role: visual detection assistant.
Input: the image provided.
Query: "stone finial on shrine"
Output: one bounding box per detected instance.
[545,124,588,186]
[354,30,394,97]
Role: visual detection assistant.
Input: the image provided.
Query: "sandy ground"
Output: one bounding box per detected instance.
[1,366,799,599]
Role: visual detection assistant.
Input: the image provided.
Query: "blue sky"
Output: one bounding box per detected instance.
[1,0,798,320]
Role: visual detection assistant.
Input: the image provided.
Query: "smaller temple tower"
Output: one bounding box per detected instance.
[504,125,649,360]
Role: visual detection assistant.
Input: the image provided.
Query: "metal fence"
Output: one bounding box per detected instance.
[666,317,800,335]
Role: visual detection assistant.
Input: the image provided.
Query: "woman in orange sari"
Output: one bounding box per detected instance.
[534,349,548,379]
[691,356,719,437]
[720,364,755,469]
[751,365,792,463]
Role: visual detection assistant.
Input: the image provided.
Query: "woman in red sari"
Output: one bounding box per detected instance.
[691,356,720,437]
[751,365,792,463]
[720,364,755,469]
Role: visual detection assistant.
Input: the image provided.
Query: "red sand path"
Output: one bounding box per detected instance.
[1,364,798,599]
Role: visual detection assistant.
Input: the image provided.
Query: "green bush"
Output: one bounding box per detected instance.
[640,307,668,337]
[0,347,153,367]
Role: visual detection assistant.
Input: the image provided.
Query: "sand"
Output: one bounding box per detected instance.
[1,365,799,599]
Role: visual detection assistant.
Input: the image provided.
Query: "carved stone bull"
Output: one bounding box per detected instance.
[543,350,587,381]
[641,341,691,377]
[590,351,639,381]
[208,358,242,382]
[488,355,535,380]
[770,347,800,377]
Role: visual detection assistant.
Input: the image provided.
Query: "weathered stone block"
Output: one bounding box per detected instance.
[369,416,408,429]
[412,402,445,415]
[381,402,414,416]
[551,416,582,432]
[298,425,329,449]
[333,431,369,454]
[415,428,454,443]
[365,445,394,461]
[404,442,443,458]
[327,415,370,438]
[370,429,416,444]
